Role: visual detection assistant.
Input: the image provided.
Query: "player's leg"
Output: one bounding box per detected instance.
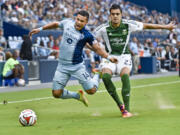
[102,69,123,109]
[53,66,89,107]
[120,67,131,111]
[86,69,101,94]
[120,67,133,118]
[52,70,80,100]
[118,54,133,117]
[73,64,100,95]
[85,70,100,94]
[100,58,123,111]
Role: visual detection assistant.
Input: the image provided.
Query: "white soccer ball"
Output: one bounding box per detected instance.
[19,109,37,126]
[17,79,25,86]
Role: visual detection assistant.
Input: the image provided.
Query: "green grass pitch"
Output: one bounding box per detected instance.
[0,76,180,135]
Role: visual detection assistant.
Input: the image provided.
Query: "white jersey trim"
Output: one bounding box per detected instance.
[122,19,143,54]
[94,22,112,53]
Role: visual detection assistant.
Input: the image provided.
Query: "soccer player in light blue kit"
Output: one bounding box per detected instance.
[29,10,117,107]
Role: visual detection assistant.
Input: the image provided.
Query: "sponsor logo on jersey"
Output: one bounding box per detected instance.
[110,38,125,46]
[64,32,79,41]
[110,38,123,42]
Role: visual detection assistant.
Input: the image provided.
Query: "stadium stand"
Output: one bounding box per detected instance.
[0,0,175,29]
[0,0,179,86]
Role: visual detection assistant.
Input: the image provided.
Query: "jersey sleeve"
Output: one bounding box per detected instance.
[87,33,97,46]
[127,20,144,32]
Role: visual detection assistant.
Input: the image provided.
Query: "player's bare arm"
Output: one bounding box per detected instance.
[85,43,94,51]
[143,21,176,31]
[29,22,59,36]
[91,42,118,63]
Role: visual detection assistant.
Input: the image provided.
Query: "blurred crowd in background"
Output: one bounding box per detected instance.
[0,0,180,73]
[1,0,178,29]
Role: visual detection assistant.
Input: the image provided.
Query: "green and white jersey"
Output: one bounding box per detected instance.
[94,19,143,55]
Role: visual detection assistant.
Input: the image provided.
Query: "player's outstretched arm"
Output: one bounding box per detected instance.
[29,22,59,37]
[91,42,118,63]
[143,21,176,31]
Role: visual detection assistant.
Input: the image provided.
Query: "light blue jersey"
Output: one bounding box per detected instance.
[53,18,100,91]
[58,18,95,65]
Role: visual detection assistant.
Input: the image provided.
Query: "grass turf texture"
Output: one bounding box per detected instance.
[0,76,180,135]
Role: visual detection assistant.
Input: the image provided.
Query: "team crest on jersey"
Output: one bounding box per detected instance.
[122,29,127,35]
[67,38,73,44]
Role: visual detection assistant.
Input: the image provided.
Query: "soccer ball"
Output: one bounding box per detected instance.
[19,109,37,126]
[17,79,25,86]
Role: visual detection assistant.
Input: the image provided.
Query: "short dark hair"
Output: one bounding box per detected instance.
[110,4,122,13]
[77,10,89,20]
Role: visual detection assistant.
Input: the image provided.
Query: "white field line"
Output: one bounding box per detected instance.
[0,97,53,104]
[98,80,180,92]
[0,80,180,105]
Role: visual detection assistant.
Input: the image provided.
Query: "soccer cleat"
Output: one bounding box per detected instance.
[119,104,125,113]
[92,68,102,78]
[78,90,89,107]
[122,110,133,118]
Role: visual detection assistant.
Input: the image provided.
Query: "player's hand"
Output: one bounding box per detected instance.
[166,21,177,31]
[109,57,118,63]
[29,29,40,37]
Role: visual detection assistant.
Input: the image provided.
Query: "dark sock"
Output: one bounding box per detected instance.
[121,74,131,111]
[102,73,123,106]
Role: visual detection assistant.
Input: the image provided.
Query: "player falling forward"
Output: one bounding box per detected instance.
[94,4,176,117]
[29,10,117,107]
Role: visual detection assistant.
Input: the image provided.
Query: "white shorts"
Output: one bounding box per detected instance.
[99,54,132,75]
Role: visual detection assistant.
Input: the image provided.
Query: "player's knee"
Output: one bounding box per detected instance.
[86,88,96,95]
[102,73,111,82]
[120,69,130,77]
[52,90,63,98]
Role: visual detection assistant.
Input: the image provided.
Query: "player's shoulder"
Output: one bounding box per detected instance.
[59,18,74,28]
[65,18,74,22]
[82,27,94,38]
[94,22,109,32]
[60,18,74,24]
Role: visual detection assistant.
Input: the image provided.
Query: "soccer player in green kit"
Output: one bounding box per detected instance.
[94,4,176,117]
